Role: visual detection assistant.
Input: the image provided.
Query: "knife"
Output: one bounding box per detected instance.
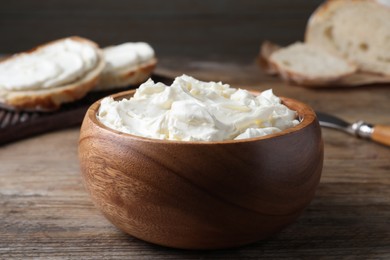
[316,111,390,147]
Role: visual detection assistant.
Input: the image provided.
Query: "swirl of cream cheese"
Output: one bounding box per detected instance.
[0,39,99,91]
[97,75,300,141]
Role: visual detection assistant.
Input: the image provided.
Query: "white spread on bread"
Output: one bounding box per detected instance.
[97,75,299,141]
[0,39,99,91]
[102,42,155,73]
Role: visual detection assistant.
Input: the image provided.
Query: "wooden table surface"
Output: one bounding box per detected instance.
[1,57,389,259]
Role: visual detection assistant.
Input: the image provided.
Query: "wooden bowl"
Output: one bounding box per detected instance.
[78,89,324,250]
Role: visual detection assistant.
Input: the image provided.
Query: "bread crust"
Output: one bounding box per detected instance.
[0,36,105,111]
[257,41,281,75]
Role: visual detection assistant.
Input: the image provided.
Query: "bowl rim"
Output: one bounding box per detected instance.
[85,89,318,145]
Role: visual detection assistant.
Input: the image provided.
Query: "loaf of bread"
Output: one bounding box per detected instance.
[268,42,357,86]
[0,36,105,111]
[94,42,157,91]
[259,0,390,86]
[305,0,390,76]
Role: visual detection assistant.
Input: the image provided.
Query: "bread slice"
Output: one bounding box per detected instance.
[260,41,390,87]
[305,0,390,76]
[0,36,105,111]
[268,42,357,86]
[257,41,281,75]
[94,42,157,91]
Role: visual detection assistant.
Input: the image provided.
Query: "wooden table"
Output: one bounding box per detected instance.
[1,57,389,259]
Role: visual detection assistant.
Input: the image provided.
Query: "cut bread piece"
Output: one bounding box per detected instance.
[94,42,157,91]
[305,0,390,76]
[258,41,281,75]
[260,41,390,87]
[0,36,105,111]
[269,42,357,86]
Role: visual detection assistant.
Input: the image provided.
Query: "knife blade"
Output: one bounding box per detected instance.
[316,111,390,147]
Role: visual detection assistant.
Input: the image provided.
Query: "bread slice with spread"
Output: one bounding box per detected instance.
[94,42,157,91]
[0,36,105,111]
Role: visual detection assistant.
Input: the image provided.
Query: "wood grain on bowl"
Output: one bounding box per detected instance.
[78,90,324,249]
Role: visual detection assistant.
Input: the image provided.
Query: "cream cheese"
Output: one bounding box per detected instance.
[0,39,99,91]
[102,42,155,73]
[97,75,299,141]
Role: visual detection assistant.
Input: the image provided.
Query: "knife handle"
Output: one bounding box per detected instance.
[371,125,390,147]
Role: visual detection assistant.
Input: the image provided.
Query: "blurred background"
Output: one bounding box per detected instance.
[1,0,322,60]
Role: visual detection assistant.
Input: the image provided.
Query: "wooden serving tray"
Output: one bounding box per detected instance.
[0,74,173,146]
